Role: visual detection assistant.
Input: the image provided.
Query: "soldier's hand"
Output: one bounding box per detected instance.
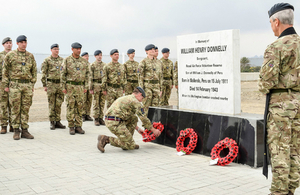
[171,85,173,88]
[103,91,107,95]
[90,90,94,94]
[159,91,162,97]
[123,90,125,94]
[84,89,87,93]
[175,85,178,89]
[32,88,34,92]
[151,127,161,137]
[4,87,9,92]
[62,89,67,94]
[44,87,47,92]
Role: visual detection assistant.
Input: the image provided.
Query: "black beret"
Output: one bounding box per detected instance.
[110,49,119,55]
[94,50,102,56]
[136,87,146,98]
[268,3,294,18]
[127,49,135,54]
[71,42,82,49]
[16,35,27,43]
[155,46,158,50]
[145,44,155,51]
[51,44,59,49]
[162,48,170,53]
[2,37,12,45]
[81,52,88,57]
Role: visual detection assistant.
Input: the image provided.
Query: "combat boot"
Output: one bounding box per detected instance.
[135,145,139,149]
[97,135,110,153]
[21,128,34,139]
[1,126,7,134]
[69,127,75,135]
[13,128,21,140]
[82,115,86,122]
[55,121,66,129]
[9,126,14,132]
[86,115,93,121]
[99,118,105,125]
[50,121,56,130]
[75,127,85,134]
[94,118,100,126]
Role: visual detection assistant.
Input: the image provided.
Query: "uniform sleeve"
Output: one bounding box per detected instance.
[159,61,163,91]
[89,64,94,90]
[258,45,280,94]
[41,58,48,87]
[85,62,89,89]
[174,61,178,86]
[138,61,144,89]
[122,64,126,90]
[2,54,10,88]
[171,61,174,85]
[136,103,152,130]
[60,58,67,90]
[30,55,37,85]
[102,64,108,91]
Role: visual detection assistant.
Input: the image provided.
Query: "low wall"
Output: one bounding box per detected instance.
[241,73,259,81]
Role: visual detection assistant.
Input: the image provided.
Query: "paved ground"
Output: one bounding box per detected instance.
[1,120,296,195]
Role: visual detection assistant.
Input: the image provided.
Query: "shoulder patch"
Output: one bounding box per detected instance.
[141,108,145,114]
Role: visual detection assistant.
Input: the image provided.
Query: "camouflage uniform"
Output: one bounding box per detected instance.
[138,57,162,114]
[102,62,125,109]
[2,49,37,129]
[41,55,64,122]
[83,62,93,117]
[160,57,173,106]
[124,60,139,95]
[258,27,300,195]
[60,55,89,128]
[0,51,10,128]
[174,61,178,86]
[90,60,106,119]
[105,94,152,150]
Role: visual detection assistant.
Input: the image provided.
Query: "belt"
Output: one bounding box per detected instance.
[127,79,138,83]
[270,89,299,93]
[163,77,171,80]
[93,79,102,83]
[105,116,123,121]
[66,81,85,85]
[11,79,30,83]
[47,79,60,83]
[144,80,159,84]
[107,83,121,88]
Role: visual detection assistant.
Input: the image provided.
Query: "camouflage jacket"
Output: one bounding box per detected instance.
[258,28,300,94]
[174,61,178,86]
[60,55,89,90]
[89,60,106,90]
[41,55,64,87]
[0,50,8,79]
[160,57,174,85]
[123,60,139,81]
[2,49,37,88]
[138,57,162,90]
[102,61,126,91]
[105,94,152,130]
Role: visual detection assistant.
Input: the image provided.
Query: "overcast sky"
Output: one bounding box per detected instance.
[0,0,299,59]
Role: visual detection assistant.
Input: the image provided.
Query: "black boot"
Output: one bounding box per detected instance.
[50,121,56,130]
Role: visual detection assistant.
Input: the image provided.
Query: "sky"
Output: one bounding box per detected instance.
[0,0,299,59]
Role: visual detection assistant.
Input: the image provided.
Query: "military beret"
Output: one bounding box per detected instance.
[71,42,82,48]
[162,48,170,53]
[94,50,102,56]
[127,49,135,54]
[268,3,294,18]
[155,46,158,50]
[136,87,146,98]
[16,35,27,43]
[2,37,12,45]
[81,52,88,57]
[110,49,119,55]
[145,44,155,51]
[51,43,59,49]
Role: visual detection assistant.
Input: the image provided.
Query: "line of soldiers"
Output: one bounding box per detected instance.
[0,35,179,139]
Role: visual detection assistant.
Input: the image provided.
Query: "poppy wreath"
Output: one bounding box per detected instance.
[142,122,164,142]
[210,137,239,166]
[176,128,198,155]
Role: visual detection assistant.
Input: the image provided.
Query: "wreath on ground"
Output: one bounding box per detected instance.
[176,128,198,155]
[210,137,238,166]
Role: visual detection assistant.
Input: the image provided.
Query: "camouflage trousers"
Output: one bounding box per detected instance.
[83,89,92,116]
[106,115,138,150]
[92,84,105,119]
[143,83,160,115]
[0,81,11,126]
[66,84,84,128]
[125,81,139,95]
[9,82,33,129]
[47,83,64,121]
[267,91,300,195]
[160,80,172,106]
[106,86,123,110]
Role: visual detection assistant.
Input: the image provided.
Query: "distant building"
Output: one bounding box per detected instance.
[248,57,263,67]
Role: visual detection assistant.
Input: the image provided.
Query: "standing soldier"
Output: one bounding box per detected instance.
[81,52,93,122]
[102,49,125,109]
[258,3,300,195]
[89,50,106,126]
[0,37,13,134]
[138,44,162,114]
[174,61,178,90]
[160,48,174,106]
[61,42,89,135]
[2,35,37,140]
[41,44,66,130]
[124,49,139,95]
